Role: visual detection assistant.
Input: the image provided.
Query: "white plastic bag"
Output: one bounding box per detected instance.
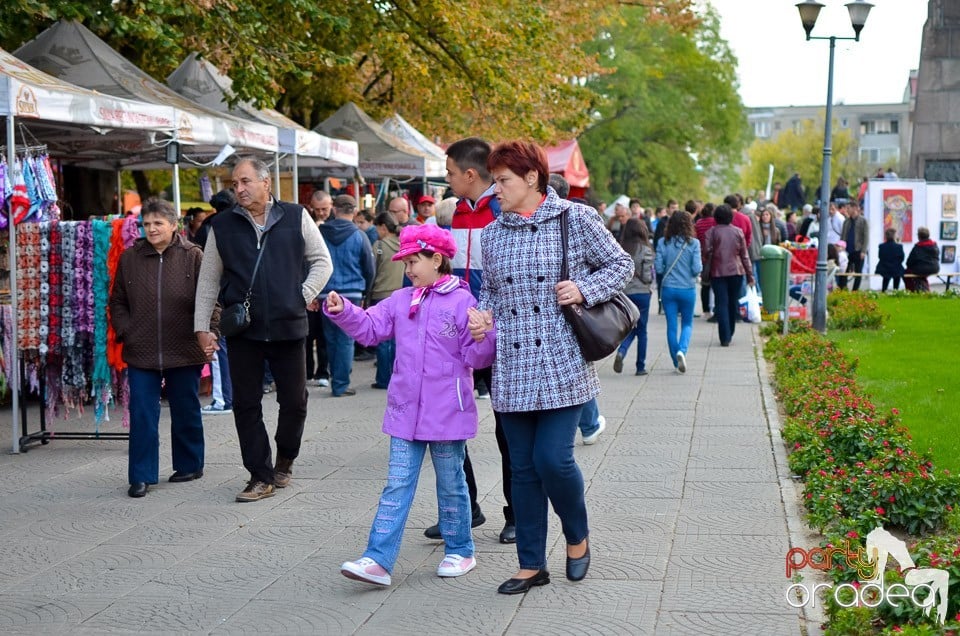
[739,285,762,323]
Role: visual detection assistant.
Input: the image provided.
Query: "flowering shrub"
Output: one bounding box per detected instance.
[827,291,885,330]
[765,326,960,632]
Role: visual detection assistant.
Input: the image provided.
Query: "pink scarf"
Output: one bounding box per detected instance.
[409,274,461,317]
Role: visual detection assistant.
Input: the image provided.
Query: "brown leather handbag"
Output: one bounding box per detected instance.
[560,208,639,362]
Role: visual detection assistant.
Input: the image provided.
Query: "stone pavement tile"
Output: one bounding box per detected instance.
[597,454,689,476]
[673,508,788,536]
[589,478,685,500]
[687,447,775,471]
[102,504,257,545]
[655,611,802,635]
[0,540,90,592]
[684,466,777,482]
[658,578,787,613]
[213,599,368,635]
[0,593,112,635]
[607,439,690,456]
[584,530,674,580]
[666,533,790,581]
[690,426,771,444]
[682,480,782,503]
[353,601,514,636]
[508,601,657,635]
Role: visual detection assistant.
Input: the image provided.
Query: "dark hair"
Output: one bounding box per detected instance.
[548,173,570,199]
[827,243,839,261]
[141,197,179,225]
[446,137,491,180]
[629,198,641,208]
[209,189,236,212]
[417,251,452,275]
[664,210,695,241]
[723,194,739,210]
[374,211,399,234]
[700,202,715,219]
[884,227,897,241]
[333,194,357,215]
[487,140,549,194]
[356,209,374,223]
[713,204,733,225]
[684,200,697,214]
[619,217,648,256]
[667,199,678,208]
[785,211,796,223]
[917,227,930,241]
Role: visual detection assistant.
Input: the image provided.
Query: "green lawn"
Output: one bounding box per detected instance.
[825,295,960,473]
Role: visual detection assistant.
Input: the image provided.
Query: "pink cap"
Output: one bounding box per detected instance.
[392,224,458,261]
[417,195,436,205]
[835,240,847,249]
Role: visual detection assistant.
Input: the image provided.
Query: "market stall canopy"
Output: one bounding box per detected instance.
[14,21,278,154]
[546,139,589,189]
[381,114,446,167]
[166,53,357,167]
[314,102,444,179]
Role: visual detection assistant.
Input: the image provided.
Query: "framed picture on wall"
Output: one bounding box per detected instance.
[944,194,958,219]
[943,245,957,264]
[942,221,959,241]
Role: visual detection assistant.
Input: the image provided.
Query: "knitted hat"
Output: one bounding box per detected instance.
[392,224,457,261]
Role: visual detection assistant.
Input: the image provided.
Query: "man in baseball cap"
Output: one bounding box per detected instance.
[416,195,438,225]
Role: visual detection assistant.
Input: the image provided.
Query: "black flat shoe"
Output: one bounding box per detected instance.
[499,522,516,544]
[128,483,148,498]
[497,570,550,595]
[424,507,487,540]
[169,470,203,483]
[566,546,591,581]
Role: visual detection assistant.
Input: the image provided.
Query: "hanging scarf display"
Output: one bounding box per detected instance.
[16,222,40,352]
[37,222,50,357]
[59,221,86,412]
[91,220,114,425]
[47,222,62,358]
[9,159,30,225]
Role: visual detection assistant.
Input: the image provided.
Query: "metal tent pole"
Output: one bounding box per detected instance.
[7,115,20,453]
[273,152,281,199]
[292,153,299,204]
[172,163,182,217]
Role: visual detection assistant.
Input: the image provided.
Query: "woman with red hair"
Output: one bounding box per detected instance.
[473,140,633,594]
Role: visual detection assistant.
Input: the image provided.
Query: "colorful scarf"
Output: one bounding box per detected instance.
[408,274,461,317]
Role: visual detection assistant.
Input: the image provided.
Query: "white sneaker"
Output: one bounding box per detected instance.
[201,403,232,415]
[437,554,476,577]
[314,378,330,388]
[676,352,686,374]
[341,557,391,586]
[582,415,606,445]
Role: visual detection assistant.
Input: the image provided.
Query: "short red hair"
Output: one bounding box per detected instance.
[487,140,549,194]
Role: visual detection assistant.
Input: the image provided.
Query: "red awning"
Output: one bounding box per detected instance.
[545,139,589,188]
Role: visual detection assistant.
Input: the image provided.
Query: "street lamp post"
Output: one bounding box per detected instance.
[796,0,873,333]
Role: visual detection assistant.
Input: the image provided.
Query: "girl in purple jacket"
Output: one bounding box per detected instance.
[325,224,496,587]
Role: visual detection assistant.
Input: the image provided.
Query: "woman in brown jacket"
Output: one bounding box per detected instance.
[109,198,218,498]
[703,204,754,347]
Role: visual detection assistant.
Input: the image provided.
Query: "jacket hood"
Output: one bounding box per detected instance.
[319,218,361,246]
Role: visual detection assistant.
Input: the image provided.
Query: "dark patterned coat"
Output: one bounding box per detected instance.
[480,188,634,413]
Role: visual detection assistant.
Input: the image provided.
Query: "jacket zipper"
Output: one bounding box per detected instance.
[157,253,164,370]
[257,231,271,342]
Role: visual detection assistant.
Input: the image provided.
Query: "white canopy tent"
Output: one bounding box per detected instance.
[0,47,185,452]
[380,114,446,168]
[166,53,360,202]
[14,20,280,210]
[314,102,445,180]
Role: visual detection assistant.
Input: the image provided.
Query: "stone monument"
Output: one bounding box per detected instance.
[910,0,960,181]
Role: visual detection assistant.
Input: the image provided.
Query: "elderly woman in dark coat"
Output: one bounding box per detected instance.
[475,140,633,595]
[110,198,219,498]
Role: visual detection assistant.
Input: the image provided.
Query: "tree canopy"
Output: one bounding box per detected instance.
[578,3,749,204]
[739,117,862,201]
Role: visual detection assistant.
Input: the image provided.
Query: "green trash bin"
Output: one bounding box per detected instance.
[759,245,790,313]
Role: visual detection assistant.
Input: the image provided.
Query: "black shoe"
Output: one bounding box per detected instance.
[370,383,388,390]
[612,352,623,374]
[720,341,731,347]
[566,544,591,581]
[424,507,486,539]
[635,369,648,376]
[497,570,550,595]
[707,315,718,323]
[354,351,375,362]
[499,522,516,544]
[128,483,148,498]
[332,388,357,397]
[169,470,203,483]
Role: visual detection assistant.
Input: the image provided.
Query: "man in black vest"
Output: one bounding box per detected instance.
[195,157,332,502]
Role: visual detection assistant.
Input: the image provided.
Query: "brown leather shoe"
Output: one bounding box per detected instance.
[274,456,294,488]
[236,480,276,502]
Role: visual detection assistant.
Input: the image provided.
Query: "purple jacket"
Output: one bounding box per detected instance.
[324,277,496,441]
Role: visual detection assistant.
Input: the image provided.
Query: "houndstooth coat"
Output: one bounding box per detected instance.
[479,188,634,413]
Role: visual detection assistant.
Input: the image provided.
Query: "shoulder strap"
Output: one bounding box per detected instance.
[661,238,688,281]
[243,232,269,305]
[560,207,570,280]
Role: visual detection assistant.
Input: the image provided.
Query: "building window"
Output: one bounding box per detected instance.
[753,121,771,138]
[841,118,848,128]
[861,119,898,135]
[774,121,781,131]
[890,119,899,134]
[860,148,880,163]
[861,120,876,135]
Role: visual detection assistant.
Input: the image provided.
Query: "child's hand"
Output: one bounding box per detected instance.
[325,291,344,315]
[467,307,493,342]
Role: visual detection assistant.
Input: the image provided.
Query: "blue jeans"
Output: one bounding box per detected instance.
[752,261,762,294]
[364,437,473,573]
[501,405,588,570]
[321,310,355,395]
[577,398,600,437]
[371,299,395,388]
[713,275,744,345]
[218,335,232,408]
[661,286,696,367]
[618,292,651,372]
[127,365,204,484]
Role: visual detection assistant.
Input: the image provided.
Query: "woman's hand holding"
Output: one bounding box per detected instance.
[555,280,584,306]
[196,331,219,361]
[467,307,493,342]
[325,291,344,315]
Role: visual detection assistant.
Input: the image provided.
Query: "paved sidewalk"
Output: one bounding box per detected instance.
[0,314,807,634]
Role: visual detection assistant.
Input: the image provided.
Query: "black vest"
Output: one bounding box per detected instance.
[212,200,307,341]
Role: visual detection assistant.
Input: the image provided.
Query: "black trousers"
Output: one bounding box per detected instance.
[462,366,515,523]
[700,279,711,313]
[847,251,865,291]
[228,337,308,484]
[305,310,328,380]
